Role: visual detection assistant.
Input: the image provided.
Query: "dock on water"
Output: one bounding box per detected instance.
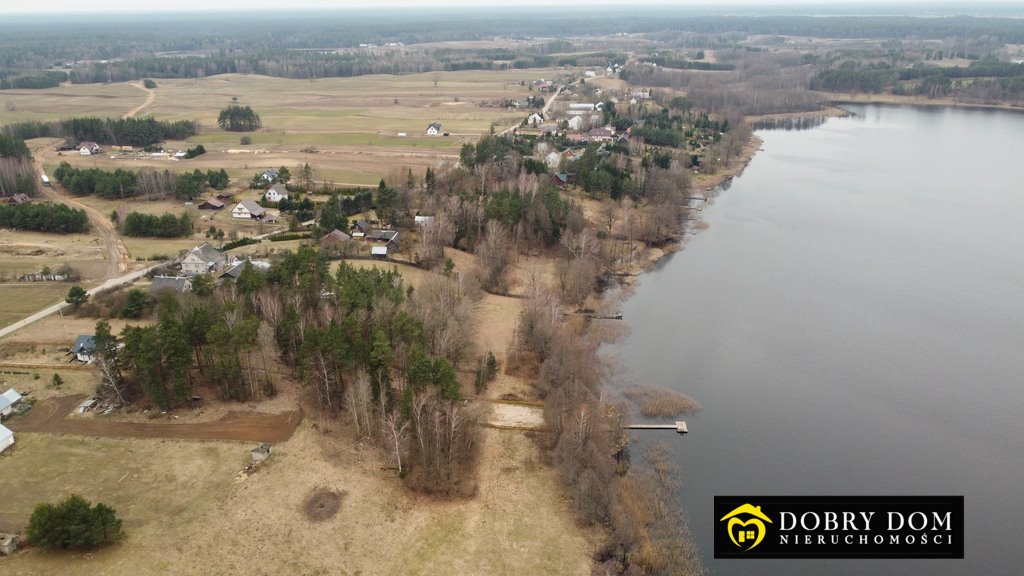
[623,421,688,434]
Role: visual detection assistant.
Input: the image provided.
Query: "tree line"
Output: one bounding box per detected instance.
[1,116,198,147]
[54,163,229,200]
[120,211,193,237]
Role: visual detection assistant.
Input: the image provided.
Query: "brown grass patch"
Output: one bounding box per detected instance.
[302,487,345,522]
[622,385,701,418]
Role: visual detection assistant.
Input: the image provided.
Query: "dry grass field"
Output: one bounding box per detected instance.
[0,423,593,576]
[29,70,566,186]
[0,83,145,125]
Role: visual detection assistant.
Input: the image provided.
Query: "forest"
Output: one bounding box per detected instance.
[2,8,1024,85]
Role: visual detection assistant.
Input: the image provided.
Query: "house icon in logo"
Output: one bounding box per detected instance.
[720,503,773,551]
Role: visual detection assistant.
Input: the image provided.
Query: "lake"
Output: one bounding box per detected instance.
[613,104,1024,575]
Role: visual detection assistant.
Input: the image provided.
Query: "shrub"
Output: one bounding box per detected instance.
[27,494,123,550]
[142,78,157,89]
[240,136,252,145]
[221,237,259,251]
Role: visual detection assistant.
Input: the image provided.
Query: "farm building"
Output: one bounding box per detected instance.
[150,275,192,295]
[197,198,225,210]
[320,229,352,250]
[71,335,96,363]
[264,183,289,203]
[6,194,31,205]
[371,246,388,259]
[351,220,372,237]
[232,199,266,220]
[414,215,434,227]
[426,122,442,136]
[0,388,23,418]
[367,229,400,248]
[181,243,228,276]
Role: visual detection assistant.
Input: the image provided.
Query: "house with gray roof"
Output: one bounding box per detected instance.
[181,243,228,276]
[150,276,192,295]
[71,335,96,363]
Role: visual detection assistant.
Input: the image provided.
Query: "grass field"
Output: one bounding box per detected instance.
[0,424,594,576]
[0,83,145,124]
[0,284,72,329]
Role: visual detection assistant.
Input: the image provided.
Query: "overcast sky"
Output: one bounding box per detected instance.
[4,0,1023,15]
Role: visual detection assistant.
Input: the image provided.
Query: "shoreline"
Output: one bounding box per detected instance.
[819,92,1024,113]
[612,133,765,287]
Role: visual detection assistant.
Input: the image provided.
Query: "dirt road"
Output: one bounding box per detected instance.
[32,145,129,279]
[7,395,302,443]
[123,82,157,119]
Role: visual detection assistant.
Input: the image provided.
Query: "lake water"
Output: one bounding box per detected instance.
[613,104,1024,575]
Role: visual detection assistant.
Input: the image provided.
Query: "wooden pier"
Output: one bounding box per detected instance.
[623,421,688,434]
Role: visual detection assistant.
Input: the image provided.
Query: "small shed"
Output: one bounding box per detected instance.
[0,389,23,418]
[371,246,388,259]
[0,532,19,556]
[78,398,98,413]
[0,423,13,455]
[251,443,273,462]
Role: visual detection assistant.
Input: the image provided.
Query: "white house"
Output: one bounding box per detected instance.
[566,116,584,131]
[545,151,562,168]
[264,183,289,203]
[585,70,597,78]
[0,423,13,455]
[414,215,435,226]
[79,141,100,155]
[0,388,23,418]
[232,199,266,220]
[259,169,279,182]
[527,113,544,126]
[181,243,228,276]
[426,122,442,136]
[71,335,95,363]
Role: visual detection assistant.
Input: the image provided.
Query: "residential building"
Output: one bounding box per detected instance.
[181,243,228,276]
[149,276,192,295]
[232,199,266,220]
[426,122,442,136]
[71,335,96,363]
[264,183,289,203]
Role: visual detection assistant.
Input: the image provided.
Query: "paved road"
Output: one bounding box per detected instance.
[0,262,166,340]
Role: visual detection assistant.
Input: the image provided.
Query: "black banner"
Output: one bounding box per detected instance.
[714,496,964,559]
